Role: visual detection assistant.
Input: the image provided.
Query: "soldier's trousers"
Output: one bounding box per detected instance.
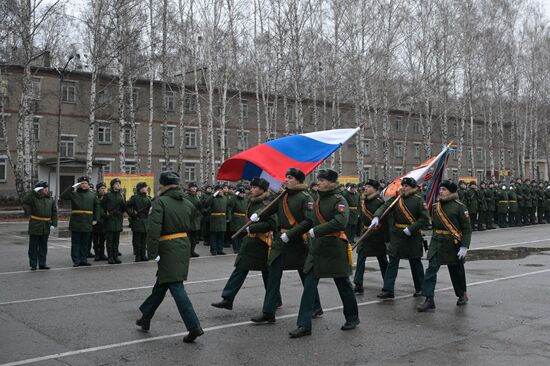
[221,268,280,304]
[510,212,521,226]
[469,214,478,230]
[546,210,550,224]
[71,231,91,265]
[346,223,357,243]
[231,235,242,253]
[477,211,486,230]
[28,234,48,268]
[354,252,388,287]
[132,232,147,260]
[139,278,200,331]
[210,231,225,254]
[522,208,531,225]
[296,272,358,330]
[421,254,467,299]
[262,255,320,316]
[383,256,424,293]
[537,207,545,223]
[92,231,105,255]
[531,208,537,224]
[497,213,508,228]
[188,230,200,254]
[105,231,121,257]
[486,210,495,228]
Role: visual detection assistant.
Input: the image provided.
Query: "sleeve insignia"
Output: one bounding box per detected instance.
[337,203,346,213]
[307,202,314,210]
[464,210,469,219]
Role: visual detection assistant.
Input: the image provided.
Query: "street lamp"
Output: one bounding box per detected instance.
[55,55,74,202]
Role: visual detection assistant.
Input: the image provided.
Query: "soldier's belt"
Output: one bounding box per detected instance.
[71,210,93,215]
[30,215,51,221]
[508,200,517,203]
[434,229,452,235]
[280,227,309,242]
[394,223,409,229]
[159,232,188,241]
[210,212,226,216]
[234,213,246,217]
[497,200,509,203]
[349,206,358,210]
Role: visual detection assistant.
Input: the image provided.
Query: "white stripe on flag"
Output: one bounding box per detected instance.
[260,171,284,192]
[301,128,360,145]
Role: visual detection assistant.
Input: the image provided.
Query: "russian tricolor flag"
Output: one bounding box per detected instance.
[217,128,360,189]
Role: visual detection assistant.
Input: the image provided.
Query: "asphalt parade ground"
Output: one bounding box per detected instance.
[1,221,550,365]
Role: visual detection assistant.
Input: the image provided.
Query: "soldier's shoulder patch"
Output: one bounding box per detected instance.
[463,210,470,219]
[307,201,314,210]
[423,202,428,209]
[337,203,346,213]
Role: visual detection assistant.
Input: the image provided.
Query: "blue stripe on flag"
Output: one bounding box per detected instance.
[265,135,340,162]
[242,161,263,180]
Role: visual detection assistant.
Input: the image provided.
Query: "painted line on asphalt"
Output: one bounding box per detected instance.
[2,267,549,366]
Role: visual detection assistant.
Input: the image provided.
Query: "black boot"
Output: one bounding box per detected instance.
[183,326,204,343]
[107,249,115,264]
[211,298,233,310]
[354,285,364,294]
[312,307,324,319]
[341,320,360,330]
[456,292,469,306]
[250,313,276,324]
[136,317,150,331]
[417,297,436,312]
[288,327,311,338]
[377,290,395,299]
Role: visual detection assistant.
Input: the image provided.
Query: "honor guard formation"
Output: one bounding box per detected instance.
[21,171,550,342]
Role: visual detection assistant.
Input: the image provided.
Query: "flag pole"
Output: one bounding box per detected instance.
[231,188,287,240]
[352,194,401,250]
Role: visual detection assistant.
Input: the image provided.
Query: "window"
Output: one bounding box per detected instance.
[184,163,196,182]
[62,82,76,103]
[239,99,249,119]
[125,161,138,174]
[451,148,458,161]
[451,169,458,181]
[163,126,175,147]
[237,131,249,150]
[184,128,197,148]
[362,139,370,156]
[476,170,483,182]
[476,125,483,140]
[97,123,112,144]
[97,88,111,106]
[60,135,75,158]
[32,118,40,141]
[96,159,112,174]
[184,94,196,113]
[412,118,420,133]
[394,142,403,158]
[286,104,295,122]
[362,167,371,181]
[395,167,404,177]
[123,126,136,146]
[395,116,403,131]
[164,91,175,112]
[414,143,421,159]
[0,156,6,182]
[161,160,174,171]
[476,147,483,162]
[31,78,41,100]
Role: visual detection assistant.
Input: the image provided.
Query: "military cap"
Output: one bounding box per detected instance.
[34,181,48,189]
[136,181,148,191]
[469,181,477,187]
[365,179,380,190]
[159,171,180,185]
[110,178,121,187]
[214,183,224,190]
[348,183,357,189]
[250,177,270,191]
[77,176,90,183]
[188,182,198,189]
[317,169,338,182]
[96,182,106,190]
[286,168,306,183]
[440,180,458,193]
[401,176,417,188]
[236,184,246,193]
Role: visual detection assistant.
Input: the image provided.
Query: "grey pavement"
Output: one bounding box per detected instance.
[1,222,550,365]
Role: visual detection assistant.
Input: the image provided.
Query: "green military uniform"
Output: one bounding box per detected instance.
[342,188,360,242]
[536,184,545,224]
[60,181,100,266]
[138,177,202,340]
[204,191,228,255]
[127,189,152,262]
[184,188,202,257]
[375,186,430,297]
[465,185,479,230]
[476,185,488,231]
[91,185,107,261]
[101,187,126,264]
[419,187,472,309]
[293,174,359,335]
[22,184,57,270]
[495,186,509,228]
[229,191,248,253]
[485,185,496,229]
[200,187,212,246]
[353,190,388,290]
[522,182,533,225]
[508,186,519,226]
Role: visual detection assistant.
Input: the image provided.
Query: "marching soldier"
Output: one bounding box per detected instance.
[184,182,202,257]
[417,180,472,312]
[127,182,152,262]
[102,178,126,264]
[373,177,430,299]
[353,179,388,293]
[250,168,322,324]
[22,181,57,270]
[342,183,360,242]
[204,184,228,255]
[136,171,203,343]
[289,169,359,338]
[211,177,275,311]
[308,181,319,202]
[92,182,108,261]
[495,183,509,228]
[229,185,248,253]
[60,176,100,267]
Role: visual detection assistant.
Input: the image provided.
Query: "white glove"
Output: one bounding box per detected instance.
[155,255,160,262]
[72,183,81,189]
[403,227,412,236]
[457,247,468,260]
[280,232,289,243]
[250,213,260,222]
[50,225,56,230]
[34,187,44,192]
[92,221,97,225]
[213,190,220,197]
[369,217,380,229]
[246,226,251,234]
[308,228,315,239]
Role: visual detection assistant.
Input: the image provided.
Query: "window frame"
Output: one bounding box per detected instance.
[61,81,77,104]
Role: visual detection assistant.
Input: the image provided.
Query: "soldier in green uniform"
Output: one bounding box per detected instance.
[342,183,360,242]
[508,184,519,226]
[211,177,275,311]
[485,182,496,229]
[22,181,57,270]
[127,182,152,262]
[200,184,213,246]
[536,181,545,224]
[417,180,472,312]
[102,178,126,264]
[91,182,108,261]
[477,182,488,231]
[308,181,319,202]
[353,179,388,293]
[229,185,248,253]
[495,183,509,228]
[522,178,532,225]
[204,184,228,255]
[289,169,359,338]
[457,181,467,203]
[184,182,202,257]
[250,168,322,324]
[374,177,430,299]
[465,182,479,231]
[136,171,203,343]
[60,176,100,267]
[514,178,524,226]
